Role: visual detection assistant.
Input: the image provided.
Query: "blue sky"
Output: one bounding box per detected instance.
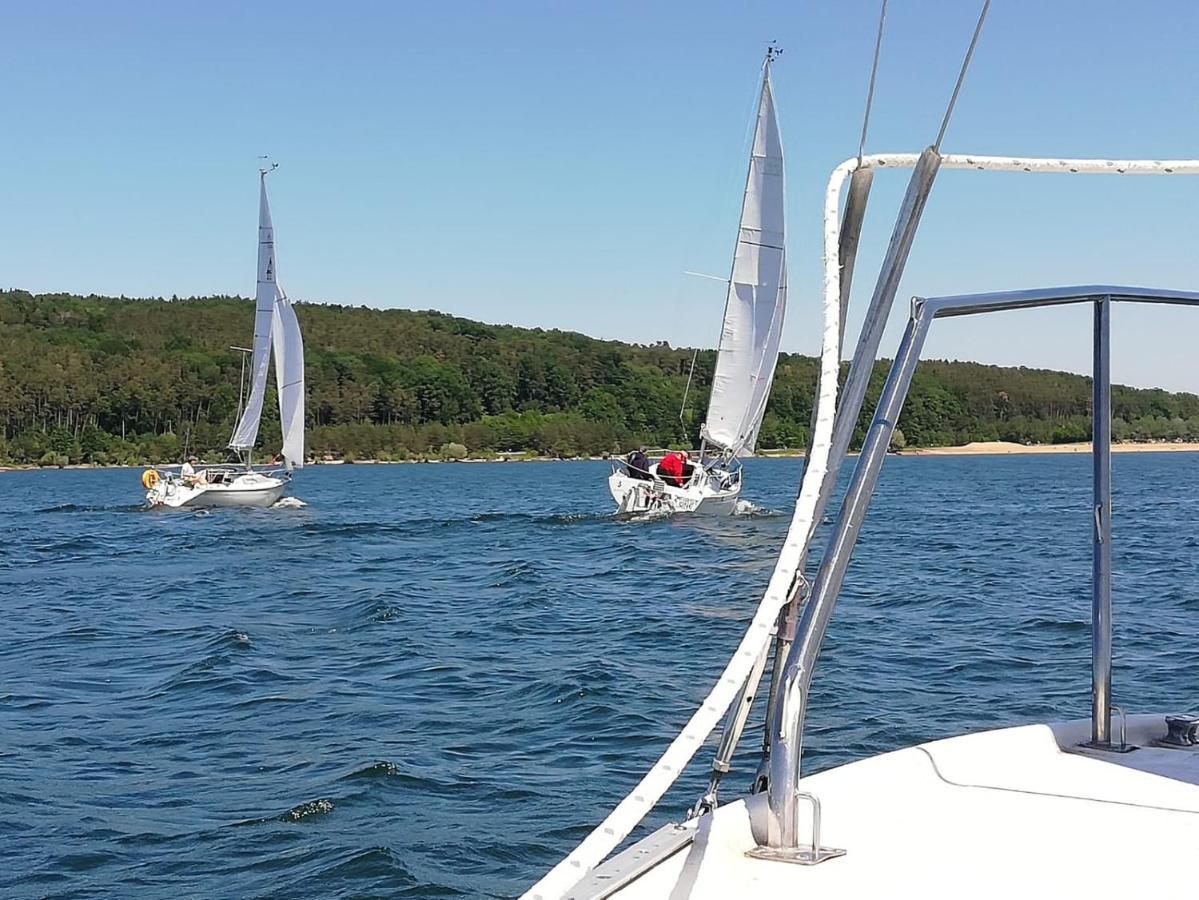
[3,1,1198,391]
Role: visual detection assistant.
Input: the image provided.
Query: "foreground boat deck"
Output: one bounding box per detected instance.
[577,715,1199,898]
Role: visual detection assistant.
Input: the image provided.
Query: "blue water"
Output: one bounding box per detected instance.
[3,455,1199,898]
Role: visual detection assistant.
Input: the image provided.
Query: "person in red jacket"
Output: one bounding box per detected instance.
[658,450,689,487]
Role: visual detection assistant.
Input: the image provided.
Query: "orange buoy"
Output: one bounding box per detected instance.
[141,469,161,490]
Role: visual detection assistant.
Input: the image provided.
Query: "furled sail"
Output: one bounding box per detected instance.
[228,173,279,452]
[700,63,786,456]
[271,285,305,469]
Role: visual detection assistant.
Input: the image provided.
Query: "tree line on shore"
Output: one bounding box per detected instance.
[3,289,1199,467]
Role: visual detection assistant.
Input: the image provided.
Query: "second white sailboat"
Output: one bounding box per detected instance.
[609,48,787,516]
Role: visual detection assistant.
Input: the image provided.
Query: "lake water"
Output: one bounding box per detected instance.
[3,455,1199,898]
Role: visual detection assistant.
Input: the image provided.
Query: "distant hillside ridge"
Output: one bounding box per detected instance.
[2,289,1198,465]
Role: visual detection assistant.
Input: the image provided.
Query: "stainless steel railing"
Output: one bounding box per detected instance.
[759,286,1199,852]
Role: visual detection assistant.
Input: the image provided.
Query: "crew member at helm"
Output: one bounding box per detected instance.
[180,456,205,487]
[626,446,652,481]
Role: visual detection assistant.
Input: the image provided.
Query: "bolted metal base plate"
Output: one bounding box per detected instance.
[1077,740,1138,754]
[745,845,847,866]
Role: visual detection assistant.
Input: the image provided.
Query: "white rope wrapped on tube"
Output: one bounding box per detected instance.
[521,157,853,900]
[867,152,1199,176]
[522,151,1199,900]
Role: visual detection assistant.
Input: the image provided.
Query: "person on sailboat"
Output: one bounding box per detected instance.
[658,450,688,487]
[626,446,651,481]
[180,456,206,487]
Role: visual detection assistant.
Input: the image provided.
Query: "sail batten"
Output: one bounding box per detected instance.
[700,63,787,457]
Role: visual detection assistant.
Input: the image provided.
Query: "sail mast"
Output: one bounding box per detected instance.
[700,47,787,458]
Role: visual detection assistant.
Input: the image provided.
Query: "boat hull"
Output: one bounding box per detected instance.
[146,471,290,509]
[608,468,741,516]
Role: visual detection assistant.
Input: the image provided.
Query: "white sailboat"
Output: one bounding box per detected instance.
[608,48,787,516]
[145,167,305,509]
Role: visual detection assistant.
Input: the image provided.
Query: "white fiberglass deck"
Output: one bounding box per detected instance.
[583,715,1199,899]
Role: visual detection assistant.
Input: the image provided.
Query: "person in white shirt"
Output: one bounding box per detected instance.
[181,456,203,486]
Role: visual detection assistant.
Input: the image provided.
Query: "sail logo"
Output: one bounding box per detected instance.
[264,258,274,282]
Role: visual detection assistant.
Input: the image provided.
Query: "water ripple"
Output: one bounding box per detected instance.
[2,456,1198,897]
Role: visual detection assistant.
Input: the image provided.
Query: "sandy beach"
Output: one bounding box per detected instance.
[904,440,1199,456]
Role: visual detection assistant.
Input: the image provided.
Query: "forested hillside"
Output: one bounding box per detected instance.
[3,290,1199,466]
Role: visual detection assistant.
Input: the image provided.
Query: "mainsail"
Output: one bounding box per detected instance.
[271,285,305,469]
[700,60,787,456]
[229,173,279,453]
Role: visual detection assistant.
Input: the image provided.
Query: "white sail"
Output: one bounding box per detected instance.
[271,285,305,469]
[740,251,786,453]
[229,174,278,452]
[700,64,786,456]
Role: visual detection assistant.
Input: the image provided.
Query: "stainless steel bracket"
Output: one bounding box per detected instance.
[746,791,845,865]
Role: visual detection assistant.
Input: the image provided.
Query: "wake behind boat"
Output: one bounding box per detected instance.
[145,166,305,509]
[608,47,786,517]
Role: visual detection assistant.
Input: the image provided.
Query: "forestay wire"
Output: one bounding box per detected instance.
[858,0,888,162]
[678,347,700,441]
[935,0,992,150]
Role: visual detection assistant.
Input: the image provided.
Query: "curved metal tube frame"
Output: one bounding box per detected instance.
[763,284,1199,849]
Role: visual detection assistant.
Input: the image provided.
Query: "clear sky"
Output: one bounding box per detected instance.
[2,1,1198,391]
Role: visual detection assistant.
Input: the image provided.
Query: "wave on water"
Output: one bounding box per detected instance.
[469,510,614,527]
[621,507,674,523]
[488,559,544,588]
[308,510,613,539]
[38,502,146,514]
[282,797,334,822]
[13,456,1199,898]
[272,496,308,509]
[683,602,756,620]
[733,499,777,517]
[307,846,421,886]
[232,798,336,827]
[341,760,402,781]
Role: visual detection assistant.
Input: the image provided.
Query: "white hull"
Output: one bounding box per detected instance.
[580,714,1199,898]
[608,465,741,516]
[146,470,289,509]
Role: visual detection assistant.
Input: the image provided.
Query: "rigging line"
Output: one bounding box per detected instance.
[679,348,700,431]
[934,0,992,151]
[858,0,888,162]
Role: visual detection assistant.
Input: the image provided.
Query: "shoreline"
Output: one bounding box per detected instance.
[4,440,1199,473]
[899,440,1199,456]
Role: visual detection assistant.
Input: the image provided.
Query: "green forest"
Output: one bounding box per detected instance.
[3,289,1199,467]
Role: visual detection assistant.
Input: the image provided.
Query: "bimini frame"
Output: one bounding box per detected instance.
[759,284,1199,857]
